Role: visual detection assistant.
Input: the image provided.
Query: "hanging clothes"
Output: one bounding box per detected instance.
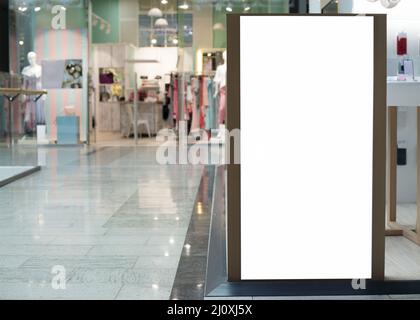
[23,73,45,134]
[172,75,179,122]
[200,76,208,129]
[218,86,226,124]
[205,78,216,131]
[191,77,200,131]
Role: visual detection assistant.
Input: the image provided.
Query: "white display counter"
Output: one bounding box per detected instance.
[387,77,420,244]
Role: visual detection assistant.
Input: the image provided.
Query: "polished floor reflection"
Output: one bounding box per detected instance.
[0,146,203,299]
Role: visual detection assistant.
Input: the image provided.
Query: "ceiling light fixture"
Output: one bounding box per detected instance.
[151,38,157,45]
[161,0,168,4]
[154,17,169,28]
[172,38,179,45]
[226,5,233,12]
[179,1,189,10]
[34,6,41,12]
[244,5,251,12]
[148,7,163,17]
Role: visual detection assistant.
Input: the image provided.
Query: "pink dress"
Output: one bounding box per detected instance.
[219,86,226,124]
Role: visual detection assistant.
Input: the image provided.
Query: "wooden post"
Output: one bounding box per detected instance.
[387,107,398,224]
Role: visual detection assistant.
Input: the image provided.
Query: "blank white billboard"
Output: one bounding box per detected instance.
[240,16,374,280]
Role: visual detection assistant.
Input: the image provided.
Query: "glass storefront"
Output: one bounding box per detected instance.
[5,0,295,146]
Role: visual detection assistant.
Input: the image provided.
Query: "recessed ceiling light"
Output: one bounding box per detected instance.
[172,38,178,45]
[161,0,168,4]
[19,40,24,46]
[34,6,41,12]
[151,38,157,45]
[226,4,233,12]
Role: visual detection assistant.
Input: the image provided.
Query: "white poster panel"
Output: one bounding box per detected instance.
[240,16,374,280]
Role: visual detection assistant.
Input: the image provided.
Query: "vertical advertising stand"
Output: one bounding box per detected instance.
[227,14,387,284]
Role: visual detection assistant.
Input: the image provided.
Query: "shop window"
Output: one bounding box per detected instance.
[139,13,192,47]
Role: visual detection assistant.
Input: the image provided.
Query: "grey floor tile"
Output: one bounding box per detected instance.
[0,282,122,300]
[87,245,183,257]
[116,285,172,300]
[0,145,203,300]
[21,256,138,269]
[0,256,30,268]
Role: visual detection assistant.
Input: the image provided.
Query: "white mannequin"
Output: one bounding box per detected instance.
[214,50,227,141]
[21,52,47,142]
[214,50,227,97]
[22,52,42,79]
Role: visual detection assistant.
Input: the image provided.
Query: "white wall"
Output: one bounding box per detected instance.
[134,47,178,93]
[340,0,420,203]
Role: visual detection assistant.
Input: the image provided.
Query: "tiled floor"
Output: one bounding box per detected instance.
[0,145,203,299]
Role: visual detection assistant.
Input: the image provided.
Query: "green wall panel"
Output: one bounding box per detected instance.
[92,0,119,43]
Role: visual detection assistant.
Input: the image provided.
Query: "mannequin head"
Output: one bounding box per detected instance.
[222,50,227,64]
[27,52,38,67]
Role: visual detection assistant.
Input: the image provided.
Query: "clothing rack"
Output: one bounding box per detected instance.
[0,88,48,102]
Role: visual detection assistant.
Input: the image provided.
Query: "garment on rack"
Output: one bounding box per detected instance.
[162,95,170,121]
[23,73,45,133]
[200,76,208,129]
[191,77,200,131]
[172,76,179,121]
[205,78,216,131]
[184,81,191,121]
[219,86,226,124]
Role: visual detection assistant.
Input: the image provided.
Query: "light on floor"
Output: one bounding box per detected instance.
[197,202,203,215]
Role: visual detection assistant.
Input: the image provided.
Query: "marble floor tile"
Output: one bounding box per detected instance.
[87,245,183,257]
[0,245,92,256]
[116,285,172,300]
[0,256,30,268]
[134,256,180,269]
[21,256,138,269]
[0,282,122,300]
[68,267,177,287]
[0,145,203,299]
